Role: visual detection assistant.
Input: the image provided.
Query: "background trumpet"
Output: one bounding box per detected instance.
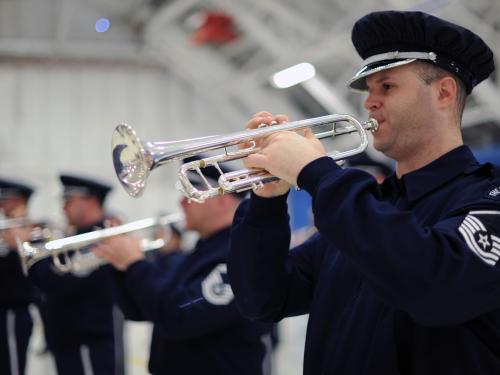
[112,113,378,202]
[0,216,32,231]
[17,212,184,275]
[1,218,58,255]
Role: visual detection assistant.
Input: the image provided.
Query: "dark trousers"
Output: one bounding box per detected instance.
[0,307,33,375]
[52,336,124,375]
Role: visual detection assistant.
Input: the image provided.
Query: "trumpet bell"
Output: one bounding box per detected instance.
[16,237,38,275]
[112,124,152,198]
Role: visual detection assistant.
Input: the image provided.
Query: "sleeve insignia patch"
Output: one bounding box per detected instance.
[201,263,234,305]
[458,211,500,266]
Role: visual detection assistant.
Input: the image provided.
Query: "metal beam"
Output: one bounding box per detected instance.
[0,37,143,61]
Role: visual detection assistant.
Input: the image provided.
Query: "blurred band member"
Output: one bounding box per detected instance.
[145,221,184,263]
[29,174,124,375]
[0,178,35,375]
[94,158,274,375]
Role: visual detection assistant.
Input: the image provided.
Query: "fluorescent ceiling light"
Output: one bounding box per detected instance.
[271,62,316,88]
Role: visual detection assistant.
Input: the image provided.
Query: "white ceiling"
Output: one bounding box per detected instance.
[1,0,500,135]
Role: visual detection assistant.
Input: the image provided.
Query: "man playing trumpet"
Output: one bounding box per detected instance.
[0,177,36,375]
[28,174,125,375]
[228,10,500,375]
[94,158,275,375]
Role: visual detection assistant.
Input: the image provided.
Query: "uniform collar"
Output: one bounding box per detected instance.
[382,145,485,202]
[76,219,106,235]
[195,226,231,252]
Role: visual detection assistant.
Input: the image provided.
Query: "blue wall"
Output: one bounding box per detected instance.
[473,145,500,166]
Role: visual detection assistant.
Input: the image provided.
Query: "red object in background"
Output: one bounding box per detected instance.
[191,11,240,45]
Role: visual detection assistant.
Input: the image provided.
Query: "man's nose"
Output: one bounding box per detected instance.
[364,93,381,111]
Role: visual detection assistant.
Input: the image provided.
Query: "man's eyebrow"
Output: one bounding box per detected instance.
[374,74,392,83]
[366,74,396,88]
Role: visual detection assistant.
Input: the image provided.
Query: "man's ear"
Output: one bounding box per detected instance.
[434,76,457,110]
[87,195,102,209]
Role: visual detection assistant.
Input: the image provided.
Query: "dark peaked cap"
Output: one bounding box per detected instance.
[348,11,495,95]
[0,178,34,201]
[59,174,112,204]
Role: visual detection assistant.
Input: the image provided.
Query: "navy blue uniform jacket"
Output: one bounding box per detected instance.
[228,146,500,374]
[0,251,32,307]
[120,227,273,375]
[29,221,120,349]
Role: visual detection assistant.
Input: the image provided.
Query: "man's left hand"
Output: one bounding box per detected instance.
[2,227,31,251]
[245,128,326,186]
[92,235,144,271]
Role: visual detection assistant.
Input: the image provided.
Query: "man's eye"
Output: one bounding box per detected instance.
[382,83,392,91]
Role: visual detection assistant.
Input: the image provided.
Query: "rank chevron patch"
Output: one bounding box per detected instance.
[458,211,500,266]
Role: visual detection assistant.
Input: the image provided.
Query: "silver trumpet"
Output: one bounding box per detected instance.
[112,114,378,202]
[1,218,58,254]
[17,212,184,275]
[0,216,31,231]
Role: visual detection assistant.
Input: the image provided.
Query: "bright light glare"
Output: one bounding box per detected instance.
[271,63,316,88]
[95,18,111,33]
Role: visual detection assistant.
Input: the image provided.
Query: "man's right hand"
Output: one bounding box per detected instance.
[2,226,31,250]
[243,111,291,198]
[92,235,144,271]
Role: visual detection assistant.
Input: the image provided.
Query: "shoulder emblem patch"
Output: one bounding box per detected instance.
[201,263,234,305]
[487,187,500,200]
[458,211,500,266]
